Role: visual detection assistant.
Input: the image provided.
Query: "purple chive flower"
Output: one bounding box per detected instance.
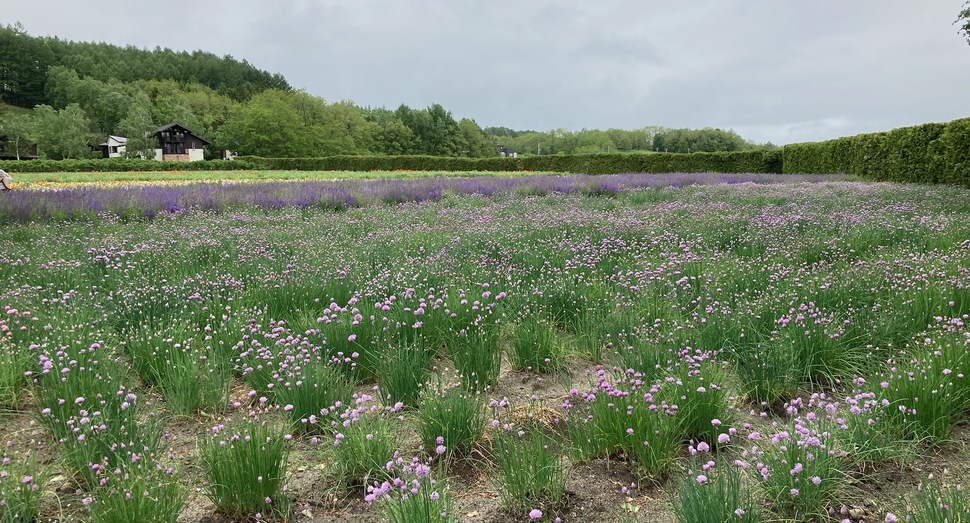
[529,509,543,519]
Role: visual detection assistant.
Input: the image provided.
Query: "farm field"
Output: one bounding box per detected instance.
[1,174,969,522]
[5,170,554,191]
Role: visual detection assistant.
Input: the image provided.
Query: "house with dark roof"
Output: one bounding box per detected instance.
[152,123,210,162]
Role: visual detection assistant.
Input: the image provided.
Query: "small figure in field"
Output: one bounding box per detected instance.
[0,169,11,190]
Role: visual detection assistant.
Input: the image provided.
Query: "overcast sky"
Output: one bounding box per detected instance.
[4,0,970,144]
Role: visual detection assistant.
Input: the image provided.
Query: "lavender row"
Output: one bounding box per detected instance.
[0,172,844,223]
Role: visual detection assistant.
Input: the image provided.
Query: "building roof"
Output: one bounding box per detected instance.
[154,123,211,145]
[99,135,128,147]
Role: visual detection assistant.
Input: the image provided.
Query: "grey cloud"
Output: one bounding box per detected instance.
[4,0,969,144]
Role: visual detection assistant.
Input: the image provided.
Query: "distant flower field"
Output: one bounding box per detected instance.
[1,175,968,522]
[1,171,841,223]
[5,169,547,190]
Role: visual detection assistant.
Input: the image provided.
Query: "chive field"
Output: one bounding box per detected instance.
[1,173,969,522]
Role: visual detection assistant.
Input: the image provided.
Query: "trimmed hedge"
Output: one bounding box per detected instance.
[238,150,784,175]
[0,158,259,173]
[783,118,970,186]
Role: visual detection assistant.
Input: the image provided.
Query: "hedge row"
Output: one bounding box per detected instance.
[783,118,970,185]
[0,158,260,173]
[236,150,784,175]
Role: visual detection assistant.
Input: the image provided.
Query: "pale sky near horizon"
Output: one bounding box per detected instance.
[3,0,969,144]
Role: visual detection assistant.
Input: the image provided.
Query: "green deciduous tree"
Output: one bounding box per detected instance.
[216,90,311,157]
[152,91,203,134]
[651,128,748,153]
[0,110,35,160]
[395,104,469,156]
[117,93,157,159]
[425,103,464,156]
[44,65,133,134]
[32,103,95,159]
[314,100,381,155]
[380,119,420,155]
[458,118,496,157]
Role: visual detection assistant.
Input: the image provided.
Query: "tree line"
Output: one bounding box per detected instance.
[0,23,288,107]
[484,126,775,156]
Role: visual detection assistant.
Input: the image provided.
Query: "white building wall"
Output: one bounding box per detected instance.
[188,149,205,162]
[107,145,126,158]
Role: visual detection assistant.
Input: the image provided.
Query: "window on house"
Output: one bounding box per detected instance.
[163,142,186,154]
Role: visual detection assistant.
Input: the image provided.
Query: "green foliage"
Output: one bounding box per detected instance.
[906,480,970,522]
[57,399,163,488]
[116,93,158,159]
[241,149,784,174]
[566,374,681,480]
[652,127,751,153]
[491,428,568,515]
[216,90,312,157]
[0,23,56,108]
[783,118,970,186]
[330,402,401,486]
[875,331,970,443]
[752,419,846,520]
[366,457,456,523]
[215,90,381,157]
[0,452,45,523]
[0,111,35,160]
[45,65,132,133]
[0,333,32,410]
[89,462,184,523]
[458,118,495,158]
[377,341,432,408]
[0,157,257,172]
[200,420,292,521]
[667,350,732,443]
[32,103,96,159]
[417,388,486,458]
[508,317,565,373]
[274,361,353,433]
[448,327,502,392]
[672,456,762,523]
[0,23,287,107]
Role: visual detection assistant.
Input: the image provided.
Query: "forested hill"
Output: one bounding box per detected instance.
[0,24,771,160]
[0,23,290,108]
